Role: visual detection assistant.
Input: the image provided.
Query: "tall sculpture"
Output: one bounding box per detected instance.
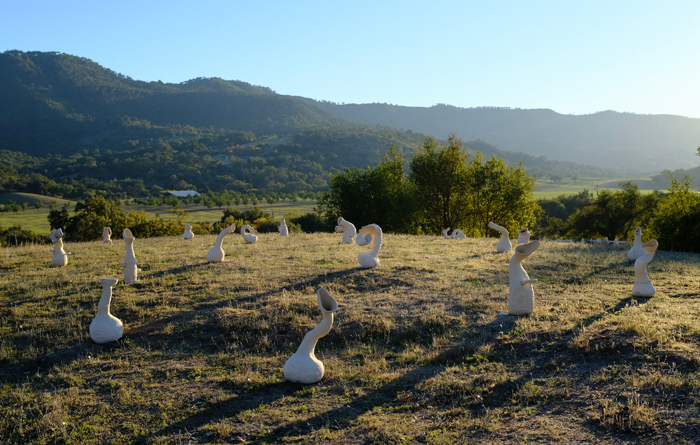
[119,229,141,283]
[335,217,357,244]
[279,218,289,236]
[517,228,531,244]
[442,228,451,239]
[283,288,338,383]
[102,227,113,246]
[357,224,382,268]
[50,229,69,267]
[207,224,235,262]
[451,229,466,240]
[633,240,658,297]
[89,278,123,344]
[183,224,194,240]
[241,224,258,244]
[508,240,540,315]
[488,221,512,253]
[627,227,644,261]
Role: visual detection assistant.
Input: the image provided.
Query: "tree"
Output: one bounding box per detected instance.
[648,174,700,252]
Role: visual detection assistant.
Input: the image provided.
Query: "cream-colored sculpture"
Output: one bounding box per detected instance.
[633,240,658,297]
[279,218,289,236]
[488,221,512,253]
[89,277,123,344]
[119,229,141,283]
[357,224,382,268]
[50,229,69,267]
[241,224,258,244]
[183,224,194,240]
[355,232,372,246]
[517,227,531,244]
[283,288,338,384]
[442,228,451,239]
[508,240,540,315]
[627,227,644,261]
[102,227,113,246]
[207,224,235,262]
[451,229,466,240]
[335,217,357,244]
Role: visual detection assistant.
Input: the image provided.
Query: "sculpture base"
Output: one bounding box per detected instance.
[632,282,656,297]
[284,353,324,383]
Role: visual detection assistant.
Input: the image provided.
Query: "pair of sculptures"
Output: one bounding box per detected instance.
[488,222,532,253]
[334,218,382,268]
[206,224,260,263]
[442,228,466,239]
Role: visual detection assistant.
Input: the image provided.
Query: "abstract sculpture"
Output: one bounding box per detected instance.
[89,277,123,344]
[356,232,372,246]
[119,229,141,283]
[442,228,451,239]
[517,228,531,244]
[632,240,658,297]
[451,229,466,240]
[50,229,69,267]
[335,217,357,244]
[183,224,194,240]
[627,227,644,261]
[207,224,235,262]
[488,221,512,253]
[357,224,382,268]
[508,240,540,315]
[283,287,338,383]
[279,218,289,236]
[241,224,258,244]
[102,227,113,246]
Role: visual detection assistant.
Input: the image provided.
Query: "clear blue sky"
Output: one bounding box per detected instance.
[2,0,699,117]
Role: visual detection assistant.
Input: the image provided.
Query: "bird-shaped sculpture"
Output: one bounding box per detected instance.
[442,228,451,239]
[119,229,141,283]
[633,240,658,297]
[279,218,289,236]
[488,221,512,253]
[357,224,382,268]
[627,227,644,261]
[89,277,123,344]
[451,229,466,240]
[50,229,69,267]
[335,217,357,244]
[508,240,540,315]
[207,224,235,262]
[183,224,194,240]
[241,224,258,244]
[102,227,113,246]
[517,227,531,244]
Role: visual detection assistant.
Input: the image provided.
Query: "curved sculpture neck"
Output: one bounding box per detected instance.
[367,229,382,256]
[54,240,65,253]
[98,284,113,316]
[295,311,334,357]
[124,238,136,263]
[214,226,233,249]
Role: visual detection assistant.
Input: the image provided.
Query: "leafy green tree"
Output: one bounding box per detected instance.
[34,200,44,209]
[648,174,700,252]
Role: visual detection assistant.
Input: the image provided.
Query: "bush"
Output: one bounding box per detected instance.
[289,212,326,233]
[0,225,49,247]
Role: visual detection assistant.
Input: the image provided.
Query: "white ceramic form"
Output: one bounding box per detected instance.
[279,218,289,236]
[627,227,644,261]
[207,224,235,262]
[119,229,141,283]
[517,228,531,244]
[451,229,466,240]
[357,224,382,268]
[90,277,123,344]
[183,224,194,240]
[50,229,69,267]
[508,240,540,315]
[442,228,451,239]
[335,217,357,244]
[241,224,258,244]
[633,240,658,297]
[488,221,512,253]
[283,288,338,383]
[102,227,113,246]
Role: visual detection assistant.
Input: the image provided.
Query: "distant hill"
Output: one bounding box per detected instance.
[301,100,700,173]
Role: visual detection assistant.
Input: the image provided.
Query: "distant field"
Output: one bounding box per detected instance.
[534,176,663,199]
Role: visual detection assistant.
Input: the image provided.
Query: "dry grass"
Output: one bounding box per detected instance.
[1,233,699,444]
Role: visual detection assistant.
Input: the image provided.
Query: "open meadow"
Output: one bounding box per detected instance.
[1,233,699,444]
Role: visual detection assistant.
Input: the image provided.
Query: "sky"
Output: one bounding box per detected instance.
[2,0,699,118]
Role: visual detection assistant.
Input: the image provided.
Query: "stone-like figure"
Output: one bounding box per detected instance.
[119,229,141,283]
[355,232,372,246]
[451,229,466,240]
[102,227,113,246]
[627,227,644,261]
[50,229,69,267]
[279,218,289,236]
[442,228,451,239]
[633,240,658,297]
[90,277,123,344]
[508,240,540,315]
[335,217,357,244]
[183,224,194,240]
[517,228,531,244]
[207,224,235,262]
[357,224,382,268]
[284,288,338,383]
[241,224,258,244]
[488,221,512,253]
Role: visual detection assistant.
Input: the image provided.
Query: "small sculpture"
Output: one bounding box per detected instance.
[633,240,658,297]
[50,229,69,267]
[119,229,141,283]
[102,227,113,246]
[517,228,531,244]
[508,240,540,315]
[488,221,512,253]
[89,277,123,344]
[241,224,258,244]
[283,287,338,383]
[207,224,235,262]
[442,228,451,239]
[335,217,357,244]
[451,229,466,240]
[627,227,644,261]
[279,218,289,236]
[357,224,382,268]
[183,224,194,240]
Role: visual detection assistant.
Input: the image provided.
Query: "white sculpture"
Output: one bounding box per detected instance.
[357,224,382,268]
[241,224,258,244]
[279,218,289,236]
[102,227,113,246]
[283,287,338,383]
[50,229,69,267]
[207,224,235,262]
[488,221,512,253]
[451,229,466,240]
[508,240,540,315]
[355,232,372,246]
[335,217,357,244]
[89,277,123,344]
[517,227,531,244]
[442,228,451,239]
[119,229,141,283]
[183,224,194,240]
[633,240,658,297]
[627,227,644,261]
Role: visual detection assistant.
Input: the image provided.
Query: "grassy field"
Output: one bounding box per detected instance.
[534,176,663,199]
[1,234,698,444]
